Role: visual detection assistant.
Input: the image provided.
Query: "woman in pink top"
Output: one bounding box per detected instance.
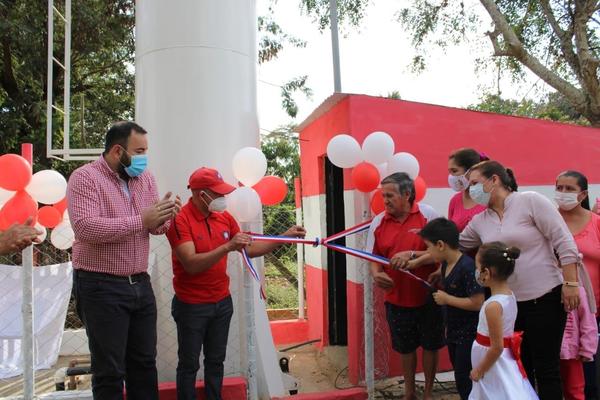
[556,170,600,399]
[460,161,580,400]
[447,148,487,232]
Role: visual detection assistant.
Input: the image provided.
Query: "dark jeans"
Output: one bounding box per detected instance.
[171,295,234,400]
[73,270,158,400]
[583,317,600,399]
[447,341,473,400]
[515,284,567,400]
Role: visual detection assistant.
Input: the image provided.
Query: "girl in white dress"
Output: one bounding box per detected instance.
[469,242,539,399]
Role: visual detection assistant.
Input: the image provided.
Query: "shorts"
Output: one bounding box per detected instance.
[385,299,445,354]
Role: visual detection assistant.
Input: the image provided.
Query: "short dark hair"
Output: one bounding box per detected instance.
[557,170,590,210]
[419,218,460,249]
[104,121,147,153]
[469,160,518,192]
[449,148,488,171]
[381,172,415,204]
[477,241,520,280]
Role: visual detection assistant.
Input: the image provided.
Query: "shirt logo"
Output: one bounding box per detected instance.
[223,231,229,239]
[408,228,421,234]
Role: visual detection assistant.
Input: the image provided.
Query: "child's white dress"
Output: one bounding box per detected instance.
[469,293,538,399]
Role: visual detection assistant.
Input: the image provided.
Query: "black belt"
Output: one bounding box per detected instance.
[518,284,562,305]
[75,269,149,285]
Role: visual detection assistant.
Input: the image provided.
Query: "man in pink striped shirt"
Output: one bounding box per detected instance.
[67,121,181,400]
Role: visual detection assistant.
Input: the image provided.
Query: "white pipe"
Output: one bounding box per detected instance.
[243,251,258,400]
[296,207,305,319]
[22,245,35,399]
[63,0,71,154]
[46,0,53,159]
[360,193,374,399]
[329,0,342,92]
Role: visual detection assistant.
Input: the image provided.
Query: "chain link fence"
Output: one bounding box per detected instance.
[262,204,303,320]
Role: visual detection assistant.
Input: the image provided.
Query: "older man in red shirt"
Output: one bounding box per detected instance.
[68,121,181,400]
[167,167,305,400]
[367,172,444,400]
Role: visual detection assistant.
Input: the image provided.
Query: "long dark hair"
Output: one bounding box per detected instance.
[470,160,518,192]
[449,148,489,171]
[557,170,590,210]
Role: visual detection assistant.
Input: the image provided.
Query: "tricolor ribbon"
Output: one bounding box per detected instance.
[247,233,320,247]
[240,248,267,300]
[321,219,372,244]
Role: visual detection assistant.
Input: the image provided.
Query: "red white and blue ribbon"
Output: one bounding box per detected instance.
[240,248,267,300]
[247,233,320,247]
[321,219,372,244]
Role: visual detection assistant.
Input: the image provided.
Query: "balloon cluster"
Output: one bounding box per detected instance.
[0,154,73,249]
[226,147,288,223]
[326,132,427,214]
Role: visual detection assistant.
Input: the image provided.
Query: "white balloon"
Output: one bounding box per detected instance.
[0,187,14,208]
[34,222,47,244]
[226,187,262,223]
[387,152,420,179]
[361,131,395,165]
[26,170,67,204]
[376,163,388,181]
[232,147,267,187]
[326,134,362,168]
[50,221,75,250]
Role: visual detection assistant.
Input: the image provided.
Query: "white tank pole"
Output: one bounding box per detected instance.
[135,2,272,398]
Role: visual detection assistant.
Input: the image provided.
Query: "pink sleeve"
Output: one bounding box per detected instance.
[67,168,144,243]
[448,194,457,221]
[577,287,599,360]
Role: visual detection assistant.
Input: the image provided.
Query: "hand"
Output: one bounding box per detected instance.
[562,284,580,312]
[428,268,442,285]
[432,290,449,306]
[372,271,394,290]
[173,195,183,216]
[578,355,592,362]
[226,233,252,252]
[283,225,306,238]
[470,368,484,382]
[142,192,176,230]
[0,217,42,255]
[390,251,413,270]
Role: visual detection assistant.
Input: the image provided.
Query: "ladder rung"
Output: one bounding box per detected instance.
[52,57,65,70]
[52,6,67,22]
[51,105,65,115]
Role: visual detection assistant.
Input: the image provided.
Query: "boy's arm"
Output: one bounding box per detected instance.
[433,291,484,311]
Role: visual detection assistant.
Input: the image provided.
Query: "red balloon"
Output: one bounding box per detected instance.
[0,154,32,191]
[38,206,62,228]
[253,176,288,206]
[370,188,385,214]
[0,210,9,231]
[415,176,427,202]
[1,190,38,226]
[53,197,68,215]
[351,162,380,193]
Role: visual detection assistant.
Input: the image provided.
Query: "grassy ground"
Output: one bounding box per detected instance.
[265,260,300,311]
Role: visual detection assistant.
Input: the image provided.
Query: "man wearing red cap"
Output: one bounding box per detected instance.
[166,167,305,400]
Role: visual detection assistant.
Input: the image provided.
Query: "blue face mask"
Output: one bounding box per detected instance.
[469,182,491,206]
[120,146,148,177]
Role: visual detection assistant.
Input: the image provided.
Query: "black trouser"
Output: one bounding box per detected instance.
[515,284,567,400]
[447,341,473,400]
[171,295,234,400]
[583,316,600,399]
[73,270,158,400]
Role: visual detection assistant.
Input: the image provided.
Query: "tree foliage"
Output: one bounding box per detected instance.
[261,124,300,205]
[397,0,600,126]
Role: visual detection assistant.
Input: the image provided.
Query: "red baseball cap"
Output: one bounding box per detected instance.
[187,167,235,195]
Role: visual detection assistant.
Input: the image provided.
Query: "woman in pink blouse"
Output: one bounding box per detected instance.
[447,148,487,232]
[556,170,600,399]
[460,160,580,400]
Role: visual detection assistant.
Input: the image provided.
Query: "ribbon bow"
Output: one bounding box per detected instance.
[508,331,527,379]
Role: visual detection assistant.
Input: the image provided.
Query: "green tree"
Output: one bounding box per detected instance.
[395,1,600,126]
[1,0,135,173]
[260,124,300,205]
[470,92,590,125]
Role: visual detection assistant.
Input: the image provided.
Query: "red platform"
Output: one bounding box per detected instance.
[272,387,367,400]
[127,377,248,400]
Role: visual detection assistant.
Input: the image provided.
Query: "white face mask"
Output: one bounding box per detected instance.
[554,191,581,211]
[469,182,491,206]
[201,192,227,213]
[448,174,469,192]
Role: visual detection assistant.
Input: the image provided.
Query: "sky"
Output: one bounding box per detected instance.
[256,0,543,134]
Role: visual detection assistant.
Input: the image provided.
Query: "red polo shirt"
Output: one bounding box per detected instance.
[372,204,436,308]
[166,200,240,304]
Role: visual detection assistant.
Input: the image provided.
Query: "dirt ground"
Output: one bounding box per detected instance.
[284,344,460,399]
